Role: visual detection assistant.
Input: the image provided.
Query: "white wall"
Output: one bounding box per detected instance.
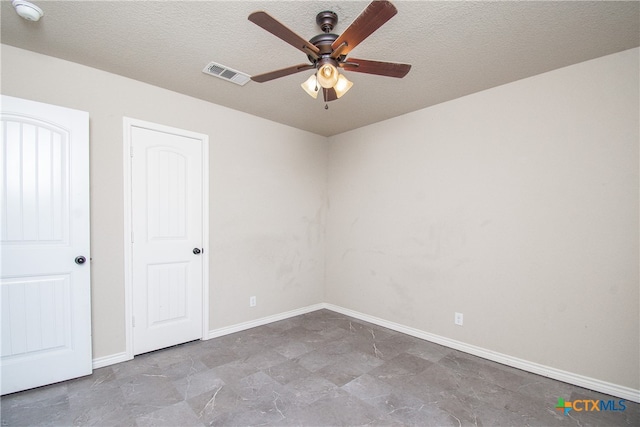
[326,48,639,390]
[1,45,327,358]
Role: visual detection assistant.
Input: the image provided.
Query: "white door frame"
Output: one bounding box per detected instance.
[123,117,209,360]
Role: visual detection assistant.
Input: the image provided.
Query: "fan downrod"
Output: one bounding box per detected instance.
[309,11,339,57]
[316,11,338,33]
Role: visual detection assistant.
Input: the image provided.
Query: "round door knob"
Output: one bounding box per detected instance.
[75,256,87,265]
[193,248,201,255]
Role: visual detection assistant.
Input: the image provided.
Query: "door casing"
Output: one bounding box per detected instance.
[123,117,209,360]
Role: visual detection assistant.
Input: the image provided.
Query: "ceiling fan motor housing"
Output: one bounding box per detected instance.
[309,11,340,62]
[309,33,339,56]
[316,11,338,33]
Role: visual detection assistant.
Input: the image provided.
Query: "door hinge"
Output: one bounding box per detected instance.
[132,316,136,327]
[131,231,134,243]
[130,145,134,157]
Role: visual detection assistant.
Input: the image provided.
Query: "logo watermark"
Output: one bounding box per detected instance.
[555,397,626,415]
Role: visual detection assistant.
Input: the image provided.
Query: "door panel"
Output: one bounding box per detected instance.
[2,119,67,243]
[131,125,203,355]
[147,262,188,325]
[1,275,70,357]
[1,95,91,395]
[147,148,187,239]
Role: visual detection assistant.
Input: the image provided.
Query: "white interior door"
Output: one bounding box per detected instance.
[130,122,205,355]
[1,95,91,395]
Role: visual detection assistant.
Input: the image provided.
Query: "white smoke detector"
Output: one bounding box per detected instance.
[12,1,44,22]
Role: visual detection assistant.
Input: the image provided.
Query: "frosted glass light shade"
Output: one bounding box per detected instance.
[317,63,339,89]
[301,74,319,99]
[334,74,353,98]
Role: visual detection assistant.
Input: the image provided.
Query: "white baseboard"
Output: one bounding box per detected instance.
[207,303,325,339]
[92,351,131,369]
[322,303,640,403]
[90,305,324,369]
[90,302,639,403]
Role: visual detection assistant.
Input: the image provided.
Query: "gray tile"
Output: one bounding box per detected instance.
[204,372,295,426]
[298,310,348,330]
[349,334,411,361]
[119,373,184,417]
[172,368,225,400]
[186,384,243,425]
[278,325,327,346]
[199,345,242,369]
[1,382,68,405]
[317,350,385,387]
[110,356,160,380]
[341,373,394,401]
[288,388,386,426]
[4,309,637,427]
[380,362,463,402]
[207,403,286,426]
[285,374,340,405]
[134,341,207,370]
[404,338,452,363]
[154,357,209,382]
[263,359,313,385]
[68,377,132,426]
[208,359,258,386]
[70,401,135,426]
[0,392,72,426]
[214,331,275,358]
[67,366,118,390]
[228,371,293,406]
[319,336,359,356]
[295,348,338,372]
[241,348,289,370]
[314,324,352,341]
[344,318,398,343]
[273,339,316,359]
[265,317,299,332]
[368,352,434,379]
[439,393,535,427]
[135,400,204,427]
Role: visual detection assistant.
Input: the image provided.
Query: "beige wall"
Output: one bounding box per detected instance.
[2,44,638,391]
[1,45,327,358]
[326,48,639,389]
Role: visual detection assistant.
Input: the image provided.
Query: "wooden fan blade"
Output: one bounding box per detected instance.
[249,11,320,56]
[340,58,411,78]
[323,88,338,102]
[331,1,397,56]
[251,64,315,83]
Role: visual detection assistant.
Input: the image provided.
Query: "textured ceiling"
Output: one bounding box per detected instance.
[2,1,639,136]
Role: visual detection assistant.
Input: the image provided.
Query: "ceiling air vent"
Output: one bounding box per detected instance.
[202,62,251,86]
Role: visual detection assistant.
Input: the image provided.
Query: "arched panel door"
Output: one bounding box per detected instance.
[1,95,91,395]
[130,122,204,355]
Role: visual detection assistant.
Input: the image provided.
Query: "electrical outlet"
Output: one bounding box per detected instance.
[455,312,463,326]
[249,296,256,307]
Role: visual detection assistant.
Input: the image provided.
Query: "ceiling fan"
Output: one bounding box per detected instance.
[248,0,411,102]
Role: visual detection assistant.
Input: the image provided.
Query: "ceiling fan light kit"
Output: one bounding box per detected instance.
[333,74,354,98]
[301,74,320,99]
[316,58,339,89]
[248,0,411,104]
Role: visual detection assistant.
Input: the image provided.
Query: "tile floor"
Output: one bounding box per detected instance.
[1,309,638,426]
